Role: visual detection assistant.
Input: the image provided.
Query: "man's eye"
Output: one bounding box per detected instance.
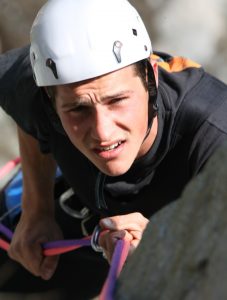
[70,105,87,113]
[111,97,126,104]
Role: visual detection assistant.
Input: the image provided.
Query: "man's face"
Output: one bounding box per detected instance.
[55,64,156,176]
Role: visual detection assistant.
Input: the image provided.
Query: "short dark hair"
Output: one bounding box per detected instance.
[133,59,149,91]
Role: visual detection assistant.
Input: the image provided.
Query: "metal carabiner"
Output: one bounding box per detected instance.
[59,188,90,219]
[91,225,103,252]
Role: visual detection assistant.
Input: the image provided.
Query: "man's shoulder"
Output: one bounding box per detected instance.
[0,45,42,112]
[0,45,31,83]
[154,51,227,93]
[152,51,202,73]
[154,51,205,93]
[172,70,227,134]
[155,52,227,145]
[0,46,47,138]
[155,51,227,113]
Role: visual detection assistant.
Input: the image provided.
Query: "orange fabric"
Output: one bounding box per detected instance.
[151,54,201,73]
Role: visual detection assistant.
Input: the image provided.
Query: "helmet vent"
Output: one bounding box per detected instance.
[32,52,36,61]
[132,29,137,36]
[144,45,148,51]
[33,72,37,82]
[46,58,59,79]
[113,41,123,63]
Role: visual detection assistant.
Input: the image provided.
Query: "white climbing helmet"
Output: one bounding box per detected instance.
[30,0,152,87]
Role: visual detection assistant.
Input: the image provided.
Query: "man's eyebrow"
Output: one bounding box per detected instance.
[61,97,88,109]
[101,90,133,101]
[61,90,133,108]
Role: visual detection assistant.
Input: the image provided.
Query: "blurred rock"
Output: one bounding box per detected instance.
[0,1,46,167]
[116,142,227,300]
[0,0,46,51]
[0,109,19,167]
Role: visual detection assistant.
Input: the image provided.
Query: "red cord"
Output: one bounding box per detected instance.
[0,238,10,251]
[0,157,21,180]
[0,225,130,300]
[44,237,91,255]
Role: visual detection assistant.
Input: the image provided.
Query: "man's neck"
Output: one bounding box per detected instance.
[137,116,158,158]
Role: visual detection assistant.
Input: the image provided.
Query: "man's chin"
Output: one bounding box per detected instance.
[95,162,132,177]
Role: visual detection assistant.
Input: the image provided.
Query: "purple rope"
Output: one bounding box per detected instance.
[43,238,91,249]
[103,239,124,299]
[0,223,91,249]
[0,223,13,241]
[0,222,128,300]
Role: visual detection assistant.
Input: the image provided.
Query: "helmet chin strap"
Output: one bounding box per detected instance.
[142,59,159,143]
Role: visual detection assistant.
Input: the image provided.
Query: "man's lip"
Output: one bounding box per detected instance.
[93,140,125,159]
[93,140,125,150]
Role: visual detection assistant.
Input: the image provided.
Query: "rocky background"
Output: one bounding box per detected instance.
[0,0,227,167]
[116,142,227,300]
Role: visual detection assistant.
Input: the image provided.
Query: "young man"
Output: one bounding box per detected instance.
[0,0,227,298]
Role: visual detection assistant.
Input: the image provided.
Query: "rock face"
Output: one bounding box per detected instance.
[116,143,227,300]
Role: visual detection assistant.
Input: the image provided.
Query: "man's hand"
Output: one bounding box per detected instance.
[8,212,63,280]
[10,127,62,280]
[98,212,149,263]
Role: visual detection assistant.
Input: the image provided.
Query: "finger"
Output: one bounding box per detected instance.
[108,230,133,246]
[99,230,133,263]
[40,255,59,280]
[128,229,144,240]
[99,229,130,249]
[9,235,49,277]
[100,213,149,231]
[23,243,46,277]
[8,241,41,275]
[99,229,143,258]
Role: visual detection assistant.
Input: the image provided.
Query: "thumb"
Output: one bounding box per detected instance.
[36,236,59,280]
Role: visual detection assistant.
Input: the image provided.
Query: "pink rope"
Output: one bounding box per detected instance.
[99,239,130,300]
[0,157,21,180]
[0,158,130,297]
[43,236,91,255]
[0,223,130,299]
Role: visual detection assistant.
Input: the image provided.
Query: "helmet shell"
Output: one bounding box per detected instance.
[30,0,152,86]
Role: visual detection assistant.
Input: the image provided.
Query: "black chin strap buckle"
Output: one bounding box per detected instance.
[152,102,159,117]
[142,59,159,142]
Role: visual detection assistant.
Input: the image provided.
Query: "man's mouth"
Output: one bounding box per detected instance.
[98,141,123,151]
[93,140,125,159]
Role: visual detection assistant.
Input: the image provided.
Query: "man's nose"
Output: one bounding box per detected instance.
[90,107,114,142]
